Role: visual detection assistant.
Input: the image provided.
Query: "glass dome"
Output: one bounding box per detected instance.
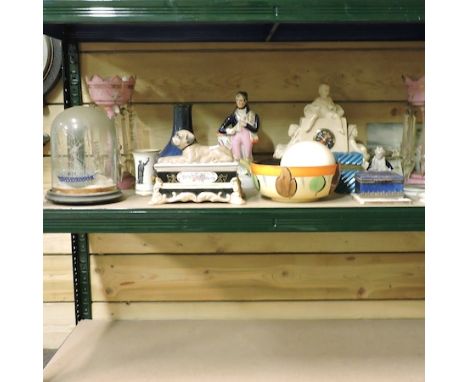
[46,105,122,204]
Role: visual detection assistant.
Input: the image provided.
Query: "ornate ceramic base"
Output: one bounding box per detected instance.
[149,162,245,205]
[150,185,244,205]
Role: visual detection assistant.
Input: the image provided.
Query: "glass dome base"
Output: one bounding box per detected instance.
[46,189,123,205]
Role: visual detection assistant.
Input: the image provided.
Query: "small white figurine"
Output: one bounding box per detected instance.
[368,146,393,172]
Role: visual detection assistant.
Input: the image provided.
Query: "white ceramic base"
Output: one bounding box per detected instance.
[150,162,245,205]
[352,193,412,205]
[150,189,245,205]
[135,189,153,196]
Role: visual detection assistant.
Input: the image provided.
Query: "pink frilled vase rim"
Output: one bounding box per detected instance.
[85,74,137,118]
[85,74,136,86]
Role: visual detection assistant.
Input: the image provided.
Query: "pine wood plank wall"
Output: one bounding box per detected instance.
[44,232,425,348]
[43,41,425,348]
[43,41,424,154]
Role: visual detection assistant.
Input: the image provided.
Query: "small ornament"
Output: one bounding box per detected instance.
[218,91,259,161]
[368,146,393,172]
[314,129,336,149]
[133,149,160,196]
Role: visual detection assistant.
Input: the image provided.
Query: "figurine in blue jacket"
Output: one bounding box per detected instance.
[218,91,259,161]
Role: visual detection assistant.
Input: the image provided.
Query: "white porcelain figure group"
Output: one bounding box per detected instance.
[274,84,368,160]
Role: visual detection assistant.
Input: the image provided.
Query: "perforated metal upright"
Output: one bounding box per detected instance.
[61,36,92,322]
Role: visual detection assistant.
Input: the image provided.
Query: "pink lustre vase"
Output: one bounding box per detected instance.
[85,75,136,118]
[403,75,424,107]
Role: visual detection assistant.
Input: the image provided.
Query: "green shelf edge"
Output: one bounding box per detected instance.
[43,207,425,233]
[43,0,425,24]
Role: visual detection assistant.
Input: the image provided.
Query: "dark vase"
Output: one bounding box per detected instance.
[159,104,194,157]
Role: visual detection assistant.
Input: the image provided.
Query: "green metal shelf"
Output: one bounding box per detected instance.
[44,0,424,24]
[43,206,425,233]
[43,0,424,42]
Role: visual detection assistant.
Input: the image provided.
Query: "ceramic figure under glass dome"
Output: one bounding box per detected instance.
[46,106,122,204]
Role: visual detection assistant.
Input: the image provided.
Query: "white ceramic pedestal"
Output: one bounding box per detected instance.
[150,162,245,205]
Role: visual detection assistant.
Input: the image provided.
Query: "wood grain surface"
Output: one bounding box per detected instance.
[88,232,425,254]
[43,253,424,302]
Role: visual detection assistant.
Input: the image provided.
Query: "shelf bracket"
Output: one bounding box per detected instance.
[63,39,90,324]
[265,23,279,42]
[71,233,92,323]
[62,40,83,108]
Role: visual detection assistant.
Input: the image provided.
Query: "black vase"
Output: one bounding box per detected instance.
[159,104,194,157]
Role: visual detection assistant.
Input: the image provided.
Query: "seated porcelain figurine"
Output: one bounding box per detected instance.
[274,84,347,158]
[368,146,393,172]
[304,83,344,120]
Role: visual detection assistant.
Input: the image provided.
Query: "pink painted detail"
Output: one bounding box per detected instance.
[406,173,425,185]
[117,171,135,190]
[85,75,136,118]
[231,128,253,160]
[402,75,425,107]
